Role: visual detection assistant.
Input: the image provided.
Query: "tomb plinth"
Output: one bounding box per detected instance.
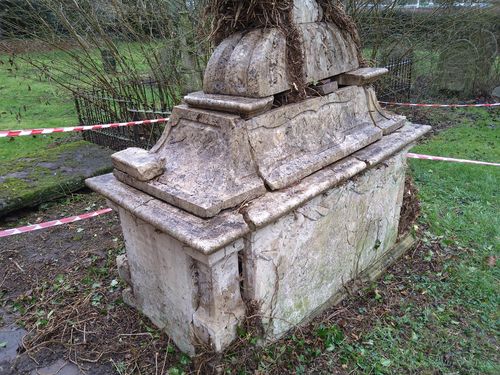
[87,0,430,355]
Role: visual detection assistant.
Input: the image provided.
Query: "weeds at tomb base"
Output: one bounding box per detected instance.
[0,108,497,374]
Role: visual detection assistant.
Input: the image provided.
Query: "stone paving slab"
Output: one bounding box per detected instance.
[0,141,112,218]
[29,359,81,375]
[0,308,109,374]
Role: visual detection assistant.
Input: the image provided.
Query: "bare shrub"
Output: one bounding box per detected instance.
[1,0,210,104]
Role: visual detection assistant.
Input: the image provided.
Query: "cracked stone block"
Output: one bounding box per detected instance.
[242,150,408,339]
[87,121,430,355]
[112,86,408,216]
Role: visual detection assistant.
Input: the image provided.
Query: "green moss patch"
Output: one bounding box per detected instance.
[0,140,112,217]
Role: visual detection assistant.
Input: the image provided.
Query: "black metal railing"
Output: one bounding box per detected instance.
[75,78,174,150]
[376,56,413,101]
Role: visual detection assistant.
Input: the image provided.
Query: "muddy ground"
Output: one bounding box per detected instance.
[0,192,175,374]
[0,183,461,374]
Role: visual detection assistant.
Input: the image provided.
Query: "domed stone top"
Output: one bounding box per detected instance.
[203,0,360,98]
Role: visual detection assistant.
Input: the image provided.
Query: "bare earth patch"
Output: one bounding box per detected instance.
[1,188,485,374]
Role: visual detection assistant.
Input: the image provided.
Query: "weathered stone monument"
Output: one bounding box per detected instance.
[87,0,430,355]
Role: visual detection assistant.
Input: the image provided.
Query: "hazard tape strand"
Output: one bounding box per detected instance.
[0,118,169,138]
[380,102,500,108]
[1,102,499,138]
[407,153,500,167]
[0,208,113,238]
[0,154,498,239]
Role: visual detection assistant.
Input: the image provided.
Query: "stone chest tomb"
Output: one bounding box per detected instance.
[87,0,430,355]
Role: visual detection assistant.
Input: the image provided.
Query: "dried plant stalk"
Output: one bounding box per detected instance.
[204,0,363,101]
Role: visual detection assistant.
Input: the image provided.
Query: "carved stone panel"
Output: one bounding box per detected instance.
[204,23,359,98]
[300,22,358,84]
[204,29,289,98]
[245,86,383,189]
[114,106,267,218]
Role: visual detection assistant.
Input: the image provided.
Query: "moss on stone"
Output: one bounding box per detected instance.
[0,141,112,216]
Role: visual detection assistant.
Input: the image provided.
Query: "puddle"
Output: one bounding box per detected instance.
[0,308,26,371]
[29,359,81,375]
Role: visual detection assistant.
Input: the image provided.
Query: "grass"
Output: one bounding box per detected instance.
[0,50,80,162]
[0,43,171,163]
[217,108,499,374]
[0,41,159,132]
[348,108,499,373]
[0,51,77,131]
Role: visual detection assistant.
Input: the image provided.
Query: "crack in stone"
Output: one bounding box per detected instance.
[244,126,272,193]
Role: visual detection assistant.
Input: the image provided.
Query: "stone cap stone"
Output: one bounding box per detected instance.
[203,23,359,98]
[338,67,389,86]
[184,92,274,118]
[112,147,164,182]
[86,173,251,255]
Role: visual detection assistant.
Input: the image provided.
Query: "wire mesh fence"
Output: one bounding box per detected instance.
[376,56,413,102]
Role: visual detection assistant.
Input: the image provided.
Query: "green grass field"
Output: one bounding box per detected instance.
[0,50,78,162]
[0,55,76,130]
[0,44,173,162]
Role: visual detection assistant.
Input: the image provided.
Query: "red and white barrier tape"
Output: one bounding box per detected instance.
[0,154,498,239]
[0,208,113,238]
[380,101,500,108]
[1,101,498,138]
[407,153,500,167]
[0,118,169,138]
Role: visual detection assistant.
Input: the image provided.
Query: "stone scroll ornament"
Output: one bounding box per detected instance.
[87,0,431,356]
